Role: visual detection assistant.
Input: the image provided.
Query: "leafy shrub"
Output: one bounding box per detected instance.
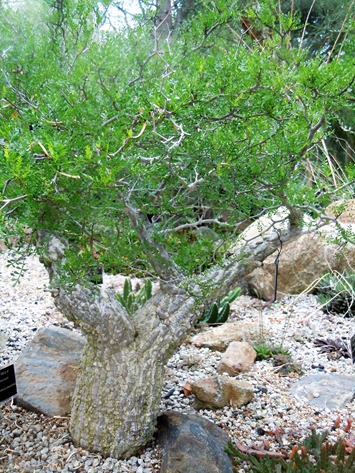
[198,287,241,325]
[314,271,355,318]
[227,430,355,472]
[115,278,153,315]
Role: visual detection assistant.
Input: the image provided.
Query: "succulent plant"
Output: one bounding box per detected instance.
[198,287,241,325]
[226,429,355,472]
[253,343,289,361]
[314,271,355,318]
[116,278,153,315]
[314,337,352,360]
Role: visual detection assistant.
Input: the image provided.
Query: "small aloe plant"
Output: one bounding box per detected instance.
[116,278,153,315]
[253,342,289,361]
[198,287,241,325]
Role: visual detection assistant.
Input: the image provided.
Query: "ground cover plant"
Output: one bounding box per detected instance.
[227,428,355,472]
[253,342,290,361]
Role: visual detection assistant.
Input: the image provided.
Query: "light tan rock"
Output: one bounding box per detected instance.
[246,223,355,300]
[230,207,291,255]
[218,341,256,375]
[326,199,355,224]
[191,377,220,406]
[190,375,254,409]
[191,322,262,351]
[220,376,254,408]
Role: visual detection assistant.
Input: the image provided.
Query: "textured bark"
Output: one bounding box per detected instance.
[155,0,172,40]
[54,284,195,458]
[70,340,167,457]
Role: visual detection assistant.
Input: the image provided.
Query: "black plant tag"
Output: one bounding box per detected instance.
[0,364,17,402]
[351,334,355,364]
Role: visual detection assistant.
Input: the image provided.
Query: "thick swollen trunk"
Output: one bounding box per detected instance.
[70,338,168,457]
[53,283,196,458]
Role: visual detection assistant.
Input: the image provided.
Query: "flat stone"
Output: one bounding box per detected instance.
[290,374,355,409]
[15,326,85,416]
[157,411,233,473]
[191,322,262,351]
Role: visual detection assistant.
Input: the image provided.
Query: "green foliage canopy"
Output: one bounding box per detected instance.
[0,0,353,281]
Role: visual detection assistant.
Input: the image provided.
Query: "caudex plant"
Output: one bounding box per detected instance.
[0,0,353,461]
[227,420,355,472]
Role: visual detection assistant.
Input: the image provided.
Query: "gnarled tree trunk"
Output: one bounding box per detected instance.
[53,283,195,458]
[44,208,303,458]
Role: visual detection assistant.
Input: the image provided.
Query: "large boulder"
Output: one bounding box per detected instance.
[15,326,85,416]
[326,199,355,223]
[228,206,294,266]
[190,375,254,409]
[245,202,355,300]
[157,411,234,473]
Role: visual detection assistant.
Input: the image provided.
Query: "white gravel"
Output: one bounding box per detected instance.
[0,251,354,472]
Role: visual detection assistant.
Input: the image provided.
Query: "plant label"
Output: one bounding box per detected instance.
[0,364,17,402]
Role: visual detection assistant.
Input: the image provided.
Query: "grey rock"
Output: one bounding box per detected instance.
[157,411,233,473]
[15,326,85,416]
[291,373,355,409]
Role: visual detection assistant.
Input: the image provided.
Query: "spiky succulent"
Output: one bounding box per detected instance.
[314,337,351,360]
[314,271,355,318]
[198,287,241,325]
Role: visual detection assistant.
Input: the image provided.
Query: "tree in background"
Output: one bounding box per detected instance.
[0,0,353,459]
[238,0,355,175]
[282,0,354,54]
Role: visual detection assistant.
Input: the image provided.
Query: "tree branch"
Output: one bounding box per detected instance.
[198,208,304,299]
[160,218,233,235]
[54,285,136,345]
[0,194,28,211]
[124,202,183,282]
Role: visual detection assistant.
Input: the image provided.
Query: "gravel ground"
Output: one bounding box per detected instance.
[0,251,354,472]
